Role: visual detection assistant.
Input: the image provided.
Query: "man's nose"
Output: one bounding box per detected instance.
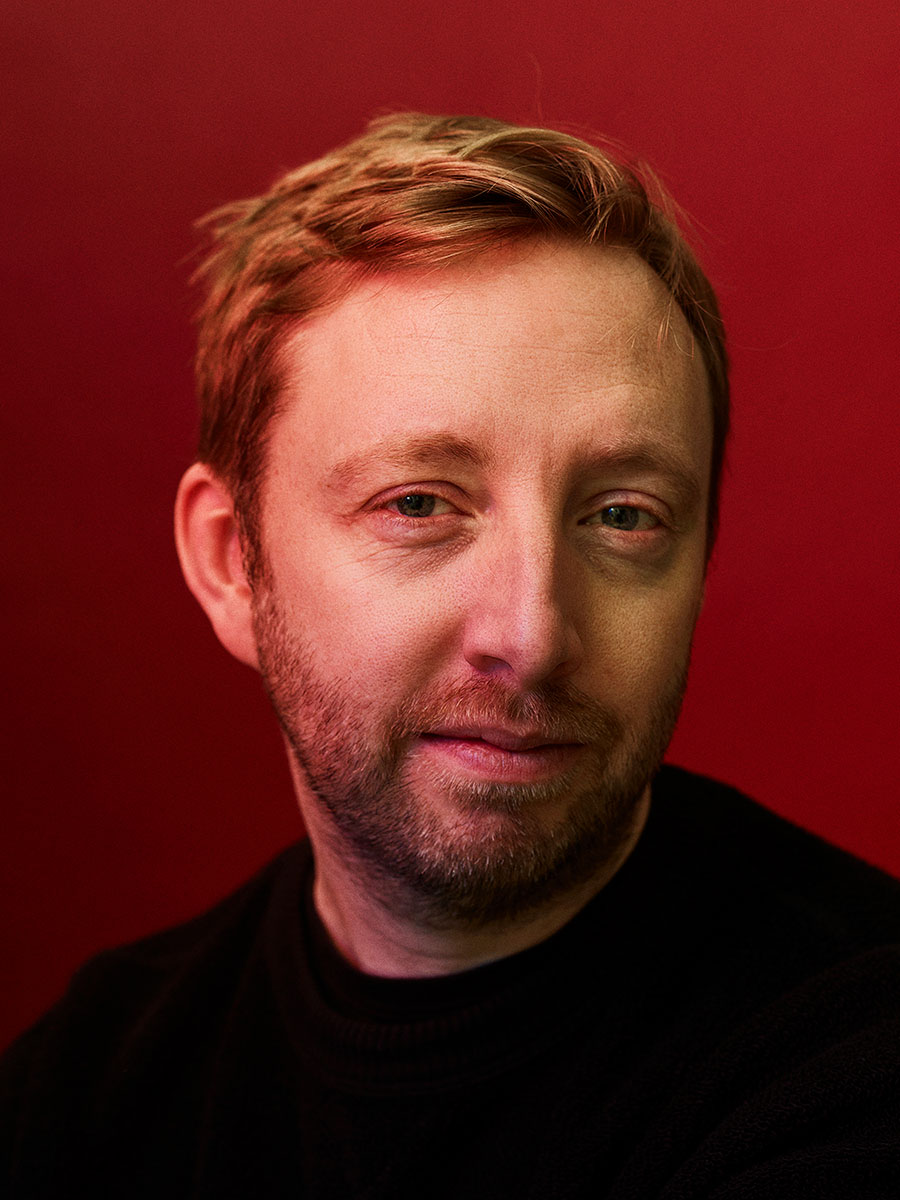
[460,527,586,689]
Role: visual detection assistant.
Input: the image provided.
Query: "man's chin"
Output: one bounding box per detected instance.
[324,757,652,930]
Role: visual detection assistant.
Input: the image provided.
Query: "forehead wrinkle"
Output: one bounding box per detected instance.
[404,308,699,392]
[366,321,695,393]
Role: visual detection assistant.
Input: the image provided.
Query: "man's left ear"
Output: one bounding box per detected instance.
[174,462,259,670]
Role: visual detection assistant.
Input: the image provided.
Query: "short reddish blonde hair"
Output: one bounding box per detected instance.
[192,112,729,554]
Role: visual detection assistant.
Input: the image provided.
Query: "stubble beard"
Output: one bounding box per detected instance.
[252,588,691,931]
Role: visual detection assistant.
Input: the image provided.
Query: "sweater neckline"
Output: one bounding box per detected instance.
[266,777,679,1096]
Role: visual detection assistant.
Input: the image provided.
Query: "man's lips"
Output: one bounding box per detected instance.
[419,731,586,783]
[422,727,583,753]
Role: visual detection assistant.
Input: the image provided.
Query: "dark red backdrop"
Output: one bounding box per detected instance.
[4,0,899,1047]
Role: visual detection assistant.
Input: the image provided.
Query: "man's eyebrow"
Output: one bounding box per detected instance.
[321,433,493,493]
[321,430,703,510]
[578,445,704,511]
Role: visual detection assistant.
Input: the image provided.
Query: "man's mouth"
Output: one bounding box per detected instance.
[422,726,582,753]
[418,731,585,783]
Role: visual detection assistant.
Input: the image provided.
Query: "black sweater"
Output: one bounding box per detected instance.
[4,766,900,1198]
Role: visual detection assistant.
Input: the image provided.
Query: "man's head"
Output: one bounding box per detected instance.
[176,114,726,936]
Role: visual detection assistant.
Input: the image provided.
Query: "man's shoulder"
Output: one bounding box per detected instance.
[1,840,312,1189]
[82,839,306,985]
[2,839,309,1074]
[652,763,900,959]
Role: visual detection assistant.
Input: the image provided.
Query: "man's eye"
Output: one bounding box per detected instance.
[595,505,658,532]
[386,493,451,519]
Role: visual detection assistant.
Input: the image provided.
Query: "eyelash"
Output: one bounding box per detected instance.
[377,491,664,533]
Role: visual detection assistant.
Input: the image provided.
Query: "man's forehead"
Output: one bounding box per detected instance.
[284,242,700,395]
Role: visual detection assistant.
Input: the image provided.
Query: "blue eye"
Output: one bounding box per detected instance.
[390,493,443,518]
[598,505,656,531]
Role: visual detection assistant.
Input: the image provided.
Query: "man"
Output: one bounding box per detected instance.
[3,113,900,1196]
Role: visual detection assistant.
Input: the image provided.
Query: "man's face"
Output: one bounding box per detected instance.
[250,240,712,927]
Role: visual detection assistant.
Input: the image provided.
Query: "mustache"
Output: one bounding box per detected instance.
[388,676,623,747]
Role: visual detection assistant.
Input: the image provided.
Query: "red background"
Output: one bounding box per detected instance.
[3,0,899,1048]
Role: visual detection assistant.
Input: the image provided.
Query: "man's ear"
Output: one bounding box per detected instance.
[174,462,260,670]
